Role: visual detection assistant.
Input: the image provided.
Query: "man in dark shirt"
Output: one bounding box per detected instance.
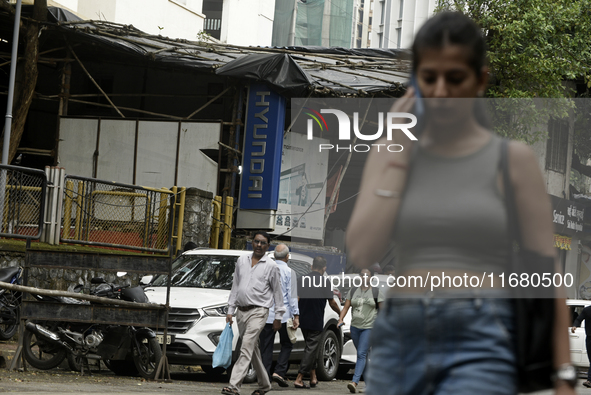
[293,256,341,388]
[572,305,591,388]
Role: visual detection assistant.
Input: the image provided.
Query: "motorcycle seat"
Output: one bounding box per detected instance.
[0,266,19,283]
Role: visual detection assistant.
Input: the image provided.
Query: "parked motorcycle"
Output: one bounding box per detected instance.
[23,277,162,379]
[0,266,22,340]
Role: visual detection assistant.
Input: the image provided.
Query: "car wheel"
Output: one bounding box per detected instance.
[315,330,340,381]
[243,364,257,383]
[201,364,226,376]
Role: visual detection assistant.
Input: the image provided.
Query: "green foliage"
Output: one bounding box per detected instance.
[573,95,591,164]
[196,30,212,43]
[436,0,591,143]
[571,168,589,194]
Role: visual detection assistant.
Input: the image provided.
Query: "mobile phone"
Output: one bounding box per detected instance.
[338,322,344,328]
[409,74,425,137]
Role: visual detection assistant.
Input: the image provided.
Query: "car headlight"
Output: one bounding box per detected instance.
[203,305,229,317]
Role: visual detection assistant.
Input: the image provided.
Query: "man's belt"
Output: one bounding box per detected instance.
[237,305,259,312]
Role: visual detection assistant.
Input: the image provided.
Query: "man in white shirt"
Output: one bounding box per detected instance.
[222,231,285,395]
[259,243,300,387]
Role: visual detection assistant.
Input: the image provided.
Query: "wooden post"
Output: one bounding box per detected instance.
[2,0,47,163]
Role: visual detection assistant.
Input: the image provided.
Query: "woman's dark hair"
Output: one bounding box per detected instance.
[412,11,490,127]
[412,11,486,77]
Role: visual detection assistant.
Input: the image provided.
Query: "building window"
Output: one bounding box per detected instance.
[398,0,404,19]
[203,0,223,40]
[396,27,401,48]
[546,118,569,173]
[378,32,383,47]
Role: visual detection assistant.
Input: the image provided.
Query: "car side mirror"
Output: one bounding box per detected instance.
[140,275,153,286]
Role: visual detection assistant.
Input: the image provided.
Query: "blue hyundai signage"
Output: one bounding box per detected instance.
[239,83,286,210]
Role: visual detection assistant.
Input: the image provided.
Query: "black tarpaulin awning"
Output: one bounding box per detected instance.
[216,53,313,96]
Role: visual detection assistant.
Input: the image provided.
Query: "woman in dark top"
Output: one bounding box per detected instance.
[346,11,574,395]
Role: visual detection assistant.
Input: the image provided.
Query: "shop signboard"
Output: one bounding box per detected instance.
[239,83,286,210]
[550,195,584,236]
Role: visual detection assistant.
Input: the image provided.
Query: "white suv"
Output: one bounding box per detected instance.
[143,248,343,382]
[567,299,591,370]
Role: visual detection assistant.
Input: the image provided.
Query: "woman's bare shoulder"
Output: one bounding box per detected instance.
[506,140,542,181]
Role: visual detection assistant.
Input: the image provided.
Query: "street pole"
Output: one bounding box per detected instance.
[3,0,22,165]
[321,0,331,46]
[1,0,23,233]
[288,0,298,46]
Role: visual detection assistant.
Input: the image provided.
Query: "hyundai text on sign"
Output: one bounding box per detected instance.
[239,83,286,210]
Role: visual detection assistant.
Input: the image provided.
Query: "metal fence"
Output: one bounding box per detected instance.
[0,164,47,239]
[61,175,180,253]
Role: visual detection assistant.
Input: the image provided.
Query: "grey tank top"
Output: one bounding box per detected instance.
[394,134,509,274]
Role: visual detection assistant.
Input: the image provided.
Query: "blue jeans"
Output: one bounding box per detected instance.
[350,326,371,384]
[366,298,517,395]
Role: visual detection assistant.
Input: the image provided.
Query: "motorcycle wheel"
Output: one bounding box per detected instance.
[0,291,20,340]
[67,353,84,372]
[133,337,162,380]
[23,324,66,370]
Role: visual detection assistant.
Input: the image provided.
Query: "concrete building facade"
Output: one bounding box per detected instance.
[48,0,206,41]
[371,0,436,49]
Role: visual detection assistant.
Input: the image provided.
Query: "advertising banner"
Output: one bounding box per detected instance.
[270,132,329,240]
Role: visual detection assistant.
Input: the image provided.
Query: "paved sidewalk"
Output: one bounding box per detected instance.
[0,366,364,394]
[0,339,362,394]
[3,341,591,394]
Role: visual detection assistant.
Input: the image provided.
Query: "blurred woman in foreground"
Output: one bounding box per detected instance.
[346,11,574,395]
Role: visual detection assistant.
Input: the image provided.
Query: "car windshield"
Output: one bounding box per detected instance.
[151,254,238,289]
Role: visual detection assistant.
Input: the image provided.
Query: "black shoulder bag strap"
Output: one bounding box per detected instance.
[500,138,555,392]
[372,286,379,311]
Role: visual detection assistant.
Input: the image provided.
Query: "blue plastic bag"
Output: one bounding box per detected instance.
[212,322,234,369]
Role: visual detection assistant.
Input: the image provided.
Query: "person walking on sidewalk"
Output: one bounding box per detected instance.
[337,269,384,393]
[259,243,300,387]
[293,256,341,389]
[572,305,591,388]
[222,231,285,395]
